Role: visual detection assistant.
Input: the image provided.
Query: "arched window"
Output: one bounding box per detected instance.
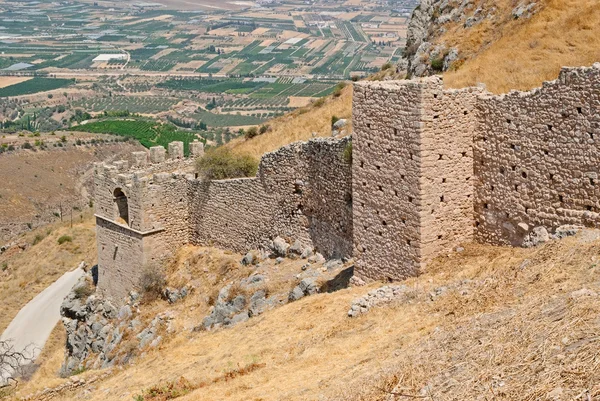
[113,188,129,225]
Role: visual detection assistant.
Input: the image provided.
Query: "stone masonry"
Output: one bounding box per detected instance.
[353,63,600,281]
[94,138,352,301]
[95,63,600,300]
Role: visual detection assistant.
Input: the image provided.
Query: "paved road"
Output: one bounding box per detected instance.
[0,267,84,382]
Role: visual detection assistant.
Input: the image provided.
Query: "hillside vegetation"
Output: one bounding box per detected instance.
[11,230,600,401]
[228,85,352,159]
[0,215,97,334]
[441,0,600,92]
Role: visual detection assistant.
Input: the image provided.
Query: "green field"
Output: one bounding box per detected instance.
[72,96,179,114]
[158,78,264,93]
[71,119,201,154]
[192,109,265,127]
[0,78,74,97]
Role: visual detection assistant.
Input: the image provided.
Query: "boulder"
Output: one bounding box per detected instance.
[523,226,550,247]
[288,240,305,257]
[241,252,255,266]
[271,236,289,257]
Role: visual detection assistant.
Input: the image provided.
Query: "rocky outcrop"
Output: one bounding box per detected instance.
[401,0,539,77]
[60,274,184,376]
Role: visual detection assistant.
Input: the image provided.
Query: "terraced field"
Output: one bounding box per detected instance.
[0,78,75,97]
[71,119,201,154]
[72,96,180,114]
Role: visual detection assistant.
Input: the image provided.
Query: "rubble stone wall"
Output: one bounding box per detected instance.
[474,65,600,245]
[419,79,480,262]
[352,80,424,281]
[191,137,353,259]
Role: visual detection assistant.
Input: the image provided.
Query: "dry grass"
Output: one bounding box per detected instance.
[14,231,600,401]
[442,0,600,93]
[21,322,67,389]
[0,214,97,333]
[227,85,352,159]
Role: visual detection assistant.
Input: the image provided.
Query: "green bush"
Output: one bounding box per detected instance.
[244,126,259,140]
[74,283,94,299]
[431,57,444,72]
[32,234,44,246]
[332,82,347,98]
[196,148,258,180]
[343,142,352,164]
[140,266,167,303]
[381,62,393,71]
[312,97,326,108]
[57,235,73,245]
[331,115,340,126]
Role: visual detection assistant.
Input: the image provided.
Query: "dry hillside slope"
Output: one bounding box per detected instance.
[444,0,600,92]
[0,141,143,241]
[12,230,600,401]
[409,0,600,93]
[228,85,352,158]
[0,215,97,334]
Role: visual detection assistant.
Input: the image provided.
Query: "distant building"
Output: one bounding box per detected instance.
[92,54,127,62]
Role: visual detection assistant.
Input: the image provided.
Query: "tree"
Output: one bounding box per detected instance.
[0,340,35,389]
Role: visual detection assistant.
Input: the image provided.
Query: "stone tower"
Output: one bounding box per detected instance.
[352,77,480,281]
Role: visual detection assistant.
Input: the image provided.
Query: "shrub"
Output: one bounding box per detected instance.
[32,234,44,246]
[140,266,166,303]
[381,62,393,71]
[196,148,258,180]
[331,115,340,126]
[259,124,269,134]
[244,126,258,140]
[136,377,196,401]
[57,235,72,245]
[343,142,352,164]
[332,82,347,98]
[1,262,7,272]
[312,97,326,108]
[431,57,444,72]
[73,282,94,299]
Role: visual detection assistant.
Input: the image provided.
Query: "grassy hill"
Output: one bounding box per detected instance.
[10,230,600,401]
[439,0,600,93]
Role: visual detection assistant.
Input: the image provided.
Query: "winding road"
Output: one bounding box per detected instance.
[0,267,84,383]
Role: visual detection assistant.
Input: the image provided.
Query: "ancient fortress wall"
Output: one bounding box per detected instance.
[353,80,423,281]
[353,64,600,281]
[94,63,600,301]
[190,137,353,258]
[352,77,479,281]
[95,138,352,301]
[94,143,199,300]
[474,66,600,245]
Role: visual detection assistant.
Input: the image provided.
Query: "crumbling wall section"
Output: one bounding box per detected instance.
[94,145,196,301]
[474,65,600,245]
[190,137,353,258]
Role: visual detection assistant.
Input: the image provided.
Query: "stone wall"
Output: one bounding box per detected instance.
[353,80,423,281]
[191,137,353,259]
[95,138,352,301]
[352,78,479,281]
[94,145,196,301]
[419,79,480,262]
[94,63,600,299]
[474,65,600,245]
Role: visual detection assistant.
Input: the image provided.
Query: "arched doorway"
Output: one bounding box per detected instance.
[113,188,129,225]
